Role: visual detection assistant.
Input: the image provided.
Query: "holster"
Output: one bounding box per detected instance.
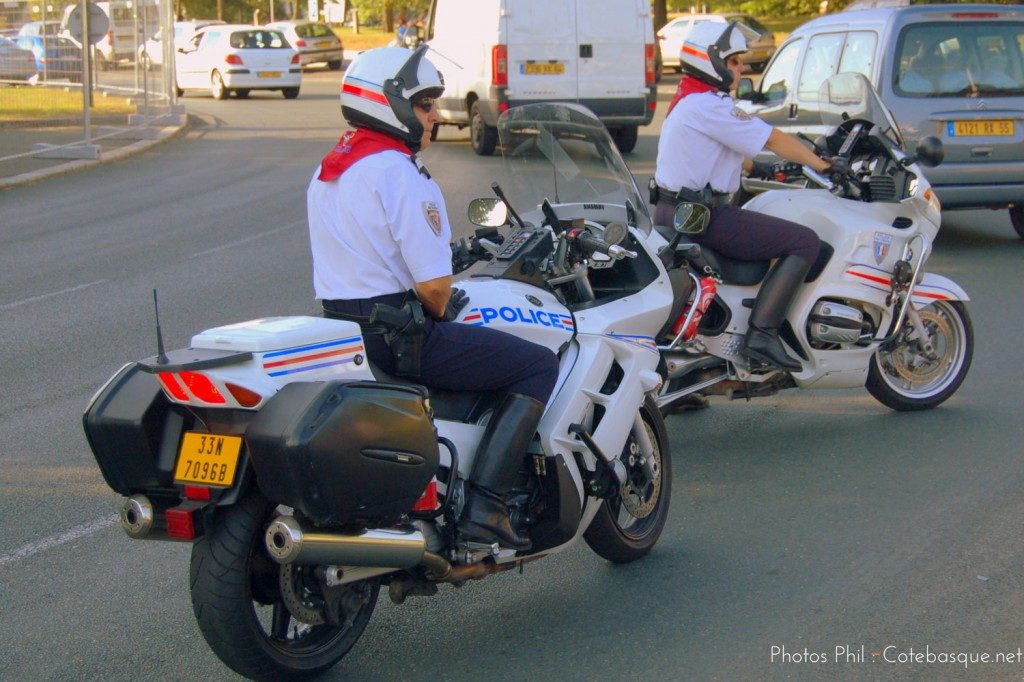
[369,300,427,378]
[649,177,726,212]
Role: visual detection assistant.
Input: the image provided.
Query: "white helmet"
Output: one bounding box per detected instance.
[341,45,444,152]
[681,21,749,91]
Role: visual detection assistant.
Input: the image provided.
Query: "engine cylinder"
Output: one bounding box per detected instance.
[808,301,864,345]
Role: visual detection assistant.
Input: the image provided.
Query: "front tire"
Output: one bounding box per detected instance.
[866,300,973,411]
[470,100,497,156]
[327,60,342,71]
[1009,205,1024,239]
[282,87,300,99]
[190,490,380,680]
[584,397,672,563]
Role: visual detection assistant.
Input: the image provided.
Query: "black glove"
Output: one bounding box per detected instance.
[443,287,469,321]
[823,156,852,179]
[748,160,774,180]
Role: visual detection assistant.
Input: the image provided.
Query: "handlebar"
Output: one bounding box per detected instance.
[574,231,636,260]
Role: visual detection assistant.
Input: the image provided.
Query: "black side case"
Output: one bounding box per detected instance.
[82,364,186,495]
[245,381,439,527]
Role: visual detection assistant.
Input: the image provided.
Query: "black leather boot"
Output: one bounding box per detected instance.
[458,393,545,551]
[740,255,811,372]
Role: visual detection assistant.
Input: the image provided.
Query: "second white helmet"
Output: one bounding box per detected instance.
[341,45,444,152]
[681,21,749,91]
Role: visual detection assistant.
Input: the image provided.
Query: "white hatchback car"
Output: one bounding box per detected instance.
[264,20,344,70]
[175,24,301,99]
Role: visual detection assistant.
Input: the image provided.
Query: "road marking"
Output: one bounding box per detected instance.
[0,280,106,311]
[0,515,117,568]
[188,221,305,259]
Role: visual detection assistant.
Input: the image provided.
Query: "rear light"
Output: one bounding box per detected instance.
[498,101,509,113]
[645,43,656,86]
[225,53,243,65]
[225,382,262,408]
[183,485,212,501]
[492,44,507,86]
[157,372,189,401]
[411,480,439,512]
[295,39,306,47]
[291,53,300,64]
[165,507,198,539]
[178,371,226,404]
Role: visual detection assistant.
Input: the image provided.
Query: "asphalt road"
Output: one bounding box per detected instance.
[1,69,1023,681]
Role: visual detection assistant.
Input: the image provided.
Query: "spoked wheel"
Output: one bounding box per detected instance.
[190,491,380,680]
[584,397,672,563]
[867,300,973,411]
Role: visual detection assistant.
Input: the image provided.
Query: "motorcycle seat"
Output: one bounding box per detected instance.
[677,235,770,286]
[368,361,501,423]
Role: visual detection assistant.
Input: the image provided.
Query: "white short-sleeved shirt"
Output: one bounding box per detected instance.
[307,150,453,300]
[655,91,772,195]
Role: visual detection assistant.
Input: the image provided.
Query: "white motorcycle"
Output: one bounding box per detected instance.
[83,103,677,679]
[656,72,973,413]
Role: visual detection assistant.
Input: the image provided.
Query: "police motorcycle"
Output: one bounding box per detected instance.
[82,103,677,679]
[655,72,973,413]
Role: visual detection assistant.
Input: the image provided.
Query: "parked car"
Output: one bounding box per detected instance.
[17,20,62,38]
[138,19,226,69]
[657,13,776,73]
[15,34,83,82]
[0,36,38,81]
[264,20,344,70]
[174,25,301,100]
[735,3,1024,238]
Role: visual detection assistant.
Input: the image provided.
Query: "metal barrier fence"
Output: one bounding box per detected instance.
[0,0,178,167]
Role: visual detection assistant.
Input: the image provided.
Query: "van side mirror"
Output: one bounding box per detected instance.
[909,136,944,168]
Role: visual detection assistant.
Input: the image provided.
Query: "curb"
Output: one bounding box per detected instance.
[0,116,191,191]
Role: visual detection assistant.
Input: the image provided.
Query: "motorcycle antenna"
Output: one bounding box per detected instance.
[152,289,168,365]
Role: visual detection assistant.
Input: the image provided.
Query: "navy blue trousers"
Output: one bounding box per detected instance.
[655,202,820,264]
[323,293,559,404]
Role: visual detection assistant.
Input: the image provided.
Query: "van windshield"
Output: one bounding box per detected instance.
[894,21,1024,97]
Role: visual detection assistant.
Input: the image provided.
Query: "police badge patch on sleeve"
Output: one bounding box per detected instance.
[731,107,752,120]
[423,201,443,235]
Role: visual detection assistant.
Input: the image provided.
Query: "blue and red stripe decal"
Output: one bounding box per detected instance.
[262,336,364,377]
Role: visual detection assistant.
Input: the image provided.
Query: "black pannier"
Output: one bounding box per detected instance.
[82,364,186,495]
[245,381,439,527]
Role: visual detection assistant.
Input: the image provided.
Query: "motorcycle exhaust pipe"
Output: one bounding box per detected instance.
[120,494,158,539]
[264,516,426,568]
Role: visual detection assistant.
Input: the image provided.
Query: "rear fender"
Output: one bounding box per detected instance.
[912,272,969,308]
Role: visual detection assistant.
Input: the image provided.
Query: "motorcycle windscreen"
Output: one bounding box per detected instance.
[495,102,653,234]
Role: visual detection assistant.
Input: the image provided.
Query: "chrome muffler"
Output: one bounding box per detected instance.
[120,495,156,539]
[264,516,426,567]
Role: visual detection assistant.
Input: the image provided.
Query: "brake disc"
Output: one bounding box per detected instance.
[884,308,951,385]
[620,423,661,518]
[279,563,325,625]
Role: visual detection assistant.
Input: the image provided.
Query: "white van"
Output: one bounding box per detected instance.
[61,0,154,69]
[426,0,657,154]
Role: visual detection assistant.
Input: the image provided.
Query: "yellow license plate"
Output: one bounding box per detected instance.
[174,432,242,487]
[948,119,1014,137]
[316,40,332,48]
[522,62,565,75]
[258,70,281,78]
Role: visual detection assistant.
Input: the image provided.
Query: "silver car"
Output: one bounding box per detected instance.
[264,20,344,70]
[737,3,1024,238]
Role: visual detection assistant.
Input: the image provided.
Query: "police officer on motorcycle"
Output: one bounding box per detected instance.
[654,21,841,372]
[306,46,559,550]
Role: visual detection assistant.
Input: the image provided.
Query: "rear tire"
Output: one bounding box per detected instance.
[234,89,250,99]
[470,100,497,156]
[611,125,639,154]
[211,70,227,100]
[327,60,342,71]
[282,87,300,99]
[584,397,671,563]
[1009,206,1024,239]
[866,300,973,411]
[190,490,380,680]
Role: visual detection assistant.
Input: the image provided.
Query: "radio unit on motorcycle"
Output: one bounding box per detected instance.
[476,227,554,287]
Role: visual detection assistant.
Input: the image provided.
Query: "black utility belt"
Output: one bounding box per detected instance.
[650,181,730,208]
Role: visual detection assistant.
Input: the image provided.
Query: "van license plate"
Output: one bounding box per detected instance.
[258,70,281,78]
[522,63,565,75]
[948,120,1014,137]
[174,432,242,487]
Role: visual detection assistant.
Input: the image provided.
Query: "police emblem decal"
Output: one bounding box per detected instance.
[873,232,892,265]
[423,201,442,236]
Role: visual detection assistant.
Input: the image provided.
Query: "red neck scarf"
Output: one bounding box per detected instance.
[317,128,411,182]
[666,76,719,115]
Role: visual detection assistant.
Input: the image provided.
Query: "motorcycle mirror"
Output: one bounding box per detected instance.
[910,136,944,168]
[467,198,509,227]
[673,203,710,236]
[602,222,628,245]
